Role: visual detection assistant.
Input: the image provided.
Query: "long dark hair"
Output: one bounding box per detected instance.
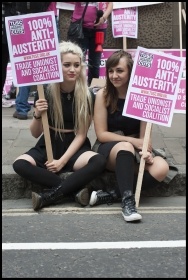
[104,50,133,113]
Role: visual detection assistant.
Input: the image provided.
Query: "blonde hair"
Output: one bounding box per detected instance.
[46,41,93,137]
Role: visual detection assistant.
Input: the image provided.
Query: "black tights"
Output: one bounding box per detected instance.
[115,150,135,197]
[13,154,106,194]
[133,170,160,193]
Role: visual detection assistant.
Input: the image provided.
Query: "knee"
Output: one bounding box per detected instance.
[12,159,31,175]
[150,156,169,182]
[12,159,22,174]
[160,161,169,181]
[115,142,135,154]
[90,154,106,171]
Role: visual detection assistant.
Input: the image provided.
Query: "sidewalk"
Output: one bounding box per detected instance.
[2,104,186,200]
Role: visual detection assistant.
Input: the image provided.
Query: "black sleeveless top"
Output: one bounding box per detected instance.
[107,99,140,136]
[34,89,75,130]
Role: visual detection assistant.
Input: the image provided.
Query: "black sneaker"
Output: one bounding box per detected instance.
[121,191,142,222]
[75,187,90,206]
[89,190,117,206]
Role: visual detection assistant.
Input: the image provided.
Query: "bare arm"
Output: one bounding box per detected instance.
[103,2,113,20]
[30,98,48,138]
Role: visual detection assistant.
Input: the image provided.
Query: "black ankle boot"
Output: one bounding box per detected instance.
[32,185,64,211]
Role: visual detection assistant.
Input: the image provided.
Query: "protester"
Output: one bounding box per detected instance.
[69,2,113,86]
[12,2,57,120]
[13,41,106,211]
[88,50,169,222]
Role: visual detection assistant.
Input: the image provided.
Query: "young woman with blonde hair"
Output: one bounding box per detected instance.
[13,41,106,211]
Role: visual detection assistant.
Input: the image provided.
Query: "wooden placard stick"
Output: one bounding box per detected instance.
[37,84,53,163]
[123,37,127,50]
[135,122,152,207]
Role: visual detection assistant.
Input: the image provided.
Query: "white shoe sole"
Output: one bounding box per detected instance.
[122,212,142,222]
[89,191,97,206]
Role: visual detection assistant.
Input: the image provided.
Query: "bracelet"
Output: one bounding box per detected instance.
[33,111,42,120]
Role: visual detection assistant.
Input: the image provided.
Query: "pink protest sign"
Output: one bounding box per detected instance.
[123,49,186,113]
[122,47,185,127]
[163,50,186,113]
[112,7,138,38]
[3,63,13,95]
[5,12,63,86]
[175,79,186,113]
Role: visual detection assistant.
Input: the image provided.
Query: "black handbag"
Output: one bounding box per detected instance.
[67,2,89,42]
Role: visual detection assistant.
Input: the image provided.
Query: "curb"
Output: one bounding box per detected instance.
[2,164,186,200]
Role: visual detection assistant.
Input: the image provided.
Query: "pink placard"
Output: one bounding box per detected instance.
[5,12,63,86]
[122,47,185,127]
[112,7,138,38]
[3,63,13,95]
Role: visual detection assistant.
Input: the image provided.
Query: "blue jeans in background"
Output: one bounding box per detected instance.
[77,28,106,86]
[15,86,31,116]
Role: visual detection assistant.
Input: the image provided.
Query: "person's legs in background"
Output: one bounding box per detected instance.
[73,28,105,86]
[87,29,106,86]
[13,86,31,120]
[76,28,91,86]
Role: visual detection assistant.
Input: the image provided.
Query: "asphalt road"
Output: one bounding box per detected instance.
[2,199,186,278]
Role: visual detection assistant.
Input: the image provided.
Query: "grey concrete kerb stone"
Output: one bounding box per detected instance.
[2,164,186,200]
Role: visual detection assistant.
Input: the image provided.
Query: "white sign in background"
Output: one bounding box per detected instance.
[56,2,75,10]
[113,3,164,9]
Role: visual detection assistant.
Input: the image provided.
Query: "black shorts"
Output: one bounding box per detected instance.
[25,132,91,173]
